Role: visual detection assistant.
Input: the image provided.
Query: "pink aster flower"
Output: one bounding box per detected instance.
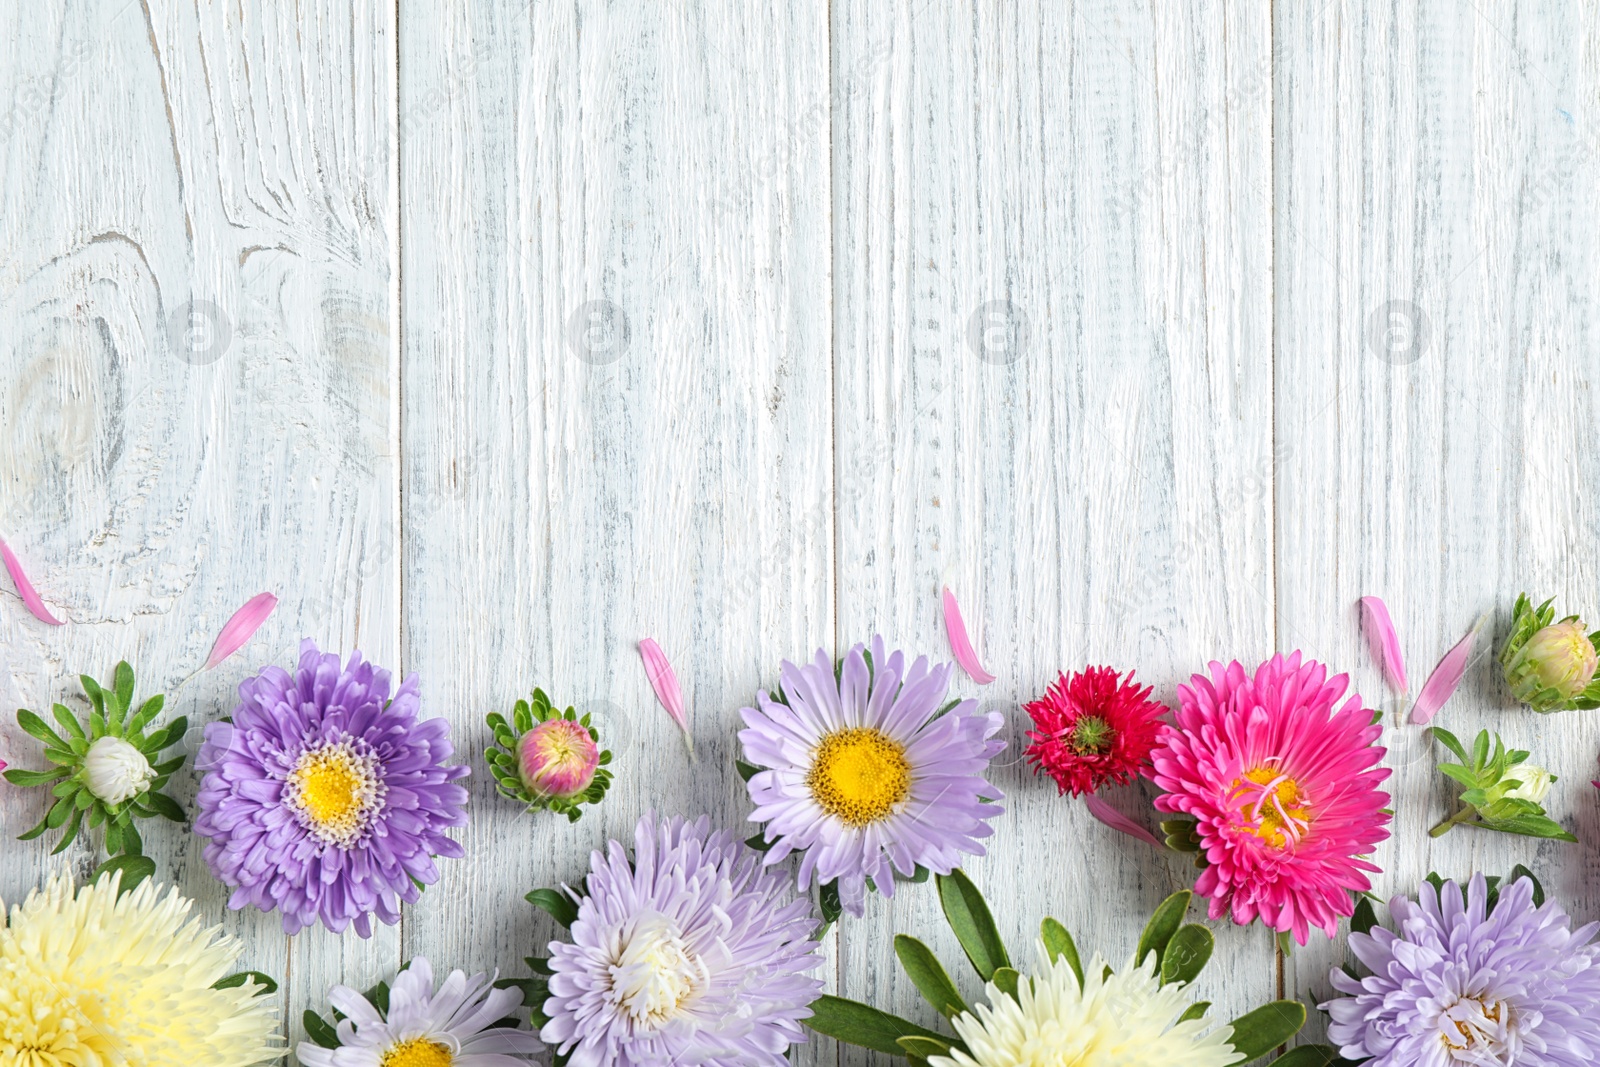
[1150,653,1391,945]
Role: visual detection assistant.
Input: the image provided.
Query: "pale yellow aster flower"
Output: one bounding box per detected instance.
[0,871,282,1067]
[929,946,1235,1067]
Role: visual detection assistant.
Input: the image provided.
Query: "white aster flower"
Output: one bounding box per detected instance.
[1505,763,1555,804]
[929,946,1236,1067]
[297,956,542,1067]
[82,734,155,804]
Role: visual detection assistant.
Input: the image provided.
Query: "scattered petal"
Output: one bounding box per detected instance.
[0,537,64,626]
[1085,792,1165,849]
[639,638,692,757]
[942,586,996,684]
[1359,596,1408,694]
[203,593,278,669]
[1410,614,1490,725]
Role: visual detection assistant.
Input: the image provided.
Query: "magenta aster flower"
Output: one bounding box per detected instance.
[1150,652,1391,945]
[738,638,1005,916]
[193,640,470,936]
[1024,666,1167,797]
[541,813,823,1066]
[1325,873,1600,1065]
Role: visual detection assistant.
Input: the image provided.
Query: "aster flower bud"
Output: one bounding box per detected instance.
[486,689,613,822]
[517,718,600,799]
[1428,727,1574,841]
[1499,594,1600,712]
[1504,763,1555,805]
[83,735,155,805]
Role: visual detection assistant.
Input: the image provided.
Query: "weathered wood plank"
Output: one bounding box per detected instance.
[1276,0,1600,1045]
[0,0,399,1048]
[397,0,833,1062]
[829,0,1275,1059]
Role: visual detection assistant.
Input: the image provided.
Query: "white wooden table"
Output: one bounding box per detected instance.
[2,1,1597,1062]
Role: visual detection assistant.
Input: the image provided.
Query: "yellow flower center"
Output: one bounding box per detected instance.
[806,727,911,827]
[381,1038,454,1067]
[285,740,384,847]
[1236,766,1311,848]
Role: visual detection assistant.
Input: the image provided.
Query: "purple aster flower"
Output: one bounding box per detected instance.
[738,637,1005,916]
[1324,873,1600,1065]
[541,813,823,1067]
[193,639,469,937]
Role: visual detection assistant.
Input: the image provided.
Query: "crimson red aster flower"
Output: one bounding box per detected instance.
[1023,666,1167,796]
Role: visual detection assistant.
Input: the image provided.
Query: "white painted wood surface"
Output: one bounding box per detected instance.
[0,1,1596,1064]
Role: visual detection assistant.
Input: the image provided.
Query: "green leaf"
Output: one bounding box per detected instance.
[1487,814,1578,841]
[897,1035,953,1059]
[144,792,186,823]
[1225,1000,1307,1062]
[991,967,1021,1000]
[44,793,72,829]
[1470,729,1491,769]
[302,1009,341,1049]
[214,971,279,995]
[16,709,67,748]
[1350,896,1379,936]
[79,675,105,719]
[50,807,84,855]
[1437,763,1481,789]
[1160,924,1214,986]
[1429,726,1468,762]
[143,717,188,752]
[526,888,579,927]
[893,935,967,1018]
[937,869,1010,981]
[93,854,156,893]
[802,995,946,1054]
[128,694,165,735]
[1137,890,1192,968]
[735,759,762,782]
[819,880,843,925]
[51,703,86,741]
[3,767,68,787]
[1040,917,1083,987]
[1265,1047,1350,1067]
[112,662,135,718]
[1179,1000,1211,1023]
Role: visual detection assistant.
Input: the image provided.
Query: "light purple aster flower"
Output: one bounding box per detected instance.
[1324,873,1600,1066]
[193,639,470,937]
[738,637,1005,916]
[541,812,823,1067]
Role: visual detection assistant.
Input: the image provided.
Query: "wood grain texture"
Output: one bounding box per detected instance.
[1276,0,1600,1045]
[829,0,1275,1059]
[0,0,399,1049]
[397,0,834,1063]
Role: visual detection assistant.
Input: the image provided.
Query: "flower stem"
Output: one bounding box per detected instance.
[1428,805,1478,838]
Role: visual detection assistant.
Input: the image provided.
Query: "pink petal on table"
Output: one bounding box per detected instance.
[1359,596,1409,694]
[1409,614,1489,725]
[0,538,64,626]
[942,586,996,684]
[1085,793,1165,849]
[639,638,692,757]
[203,592,278,669]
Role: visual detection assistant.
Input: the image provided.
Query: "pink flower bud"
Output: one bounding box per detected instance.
[516,718,600,800]
[1510,620,1599,705]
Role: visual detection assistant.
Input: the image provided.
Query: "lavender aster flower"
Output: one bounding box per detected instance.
[738,637,1005,915]
[1324,873,1600,1065]
[541,813,823,1066]
[194,640,469,937]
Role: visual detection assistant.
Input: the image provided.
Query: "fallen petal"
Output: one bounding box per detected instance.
[639,638,692,757]
[942,586,996,684]
[1410,614,1490,725]
[1085,793,1165,849]
[0,538,64,626]
[204,592,278,669]
[1359,595,1408,694]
